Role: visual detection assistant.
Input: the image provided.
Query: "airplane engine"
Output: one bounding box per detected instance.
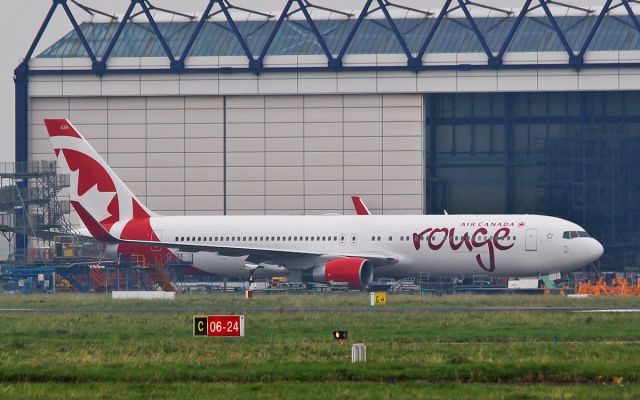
[303,257,373,289]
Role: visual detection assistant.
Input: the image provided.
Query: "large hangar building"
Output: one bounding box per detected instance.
[15,0,640,270]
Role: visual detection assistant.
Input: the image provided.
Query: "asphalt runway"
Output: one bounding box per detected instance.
[1,307,640,313]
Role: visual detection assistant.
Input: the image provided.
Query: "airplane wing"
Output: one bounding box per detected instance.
[73,201,398,268]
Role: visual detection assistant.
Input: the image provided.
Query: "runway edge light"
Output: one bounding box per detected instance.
[333,330,348,345]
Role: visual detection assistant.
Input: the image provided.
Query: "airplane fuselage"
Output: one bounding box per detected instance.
[112,213,603,279]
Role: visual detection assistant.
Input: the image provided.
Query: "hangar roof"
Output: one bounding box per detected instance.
[38,15,640,59]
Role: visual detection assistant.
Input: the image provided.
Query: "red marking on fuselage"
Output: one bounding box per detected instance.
[44,119,81,138]
[413,227,514,272]
[118,199,175,264]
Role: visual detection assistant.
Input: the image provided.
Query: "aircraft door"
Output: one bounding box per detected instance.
[525,229,537,251]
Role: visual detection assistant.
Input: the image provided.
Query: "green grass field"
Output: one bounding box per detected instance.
[1,292,639,399]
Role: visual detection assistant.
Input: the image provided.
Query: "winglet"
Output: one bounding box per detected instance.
[351,195,371,215]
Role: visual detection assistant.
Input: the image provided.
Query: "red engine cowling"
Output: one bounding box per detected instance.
[305,257,373,289]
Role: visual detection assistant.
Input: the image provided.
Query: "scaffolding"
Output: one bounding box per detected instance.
[0,161,79,264]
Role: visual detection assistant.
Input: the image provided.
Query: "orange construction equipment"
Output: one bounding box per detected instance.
[127,253,176,292]
[146,263,176,292]
[576,277,640,296]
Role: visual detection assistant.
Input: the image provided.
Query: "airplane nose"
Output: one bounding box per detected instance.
[590,239,604,262]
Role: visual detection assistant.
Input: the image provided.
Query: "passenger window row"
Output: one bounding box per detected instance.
[174,233,520,243]
[174,236,341,243]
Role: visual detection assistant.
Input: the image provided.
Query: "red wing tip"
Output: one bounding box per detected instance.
[351,195,371,216]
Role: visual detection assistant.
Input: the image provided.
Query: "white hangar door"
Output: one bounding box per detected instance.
[29,93,424,221]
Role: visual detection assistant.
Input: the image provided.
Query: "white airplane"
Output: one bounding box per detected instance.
[44,119,604,288]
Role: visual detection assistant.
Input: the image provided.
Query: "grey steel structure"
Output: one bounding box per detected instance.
[15,0,640,270]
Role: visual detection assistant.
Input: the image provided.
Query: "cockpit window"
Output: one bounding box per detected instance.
[563,231,590,239]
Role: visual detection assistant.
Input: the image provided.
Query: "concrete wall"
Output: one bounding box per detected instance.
[29,93,424,219]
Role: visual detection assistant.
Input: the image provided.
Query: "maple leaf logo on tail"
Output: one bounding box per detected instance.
[44,119,155,239]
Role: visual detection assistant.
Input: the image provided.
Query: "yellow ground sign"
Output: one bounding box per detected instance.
[370,291,387,306]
